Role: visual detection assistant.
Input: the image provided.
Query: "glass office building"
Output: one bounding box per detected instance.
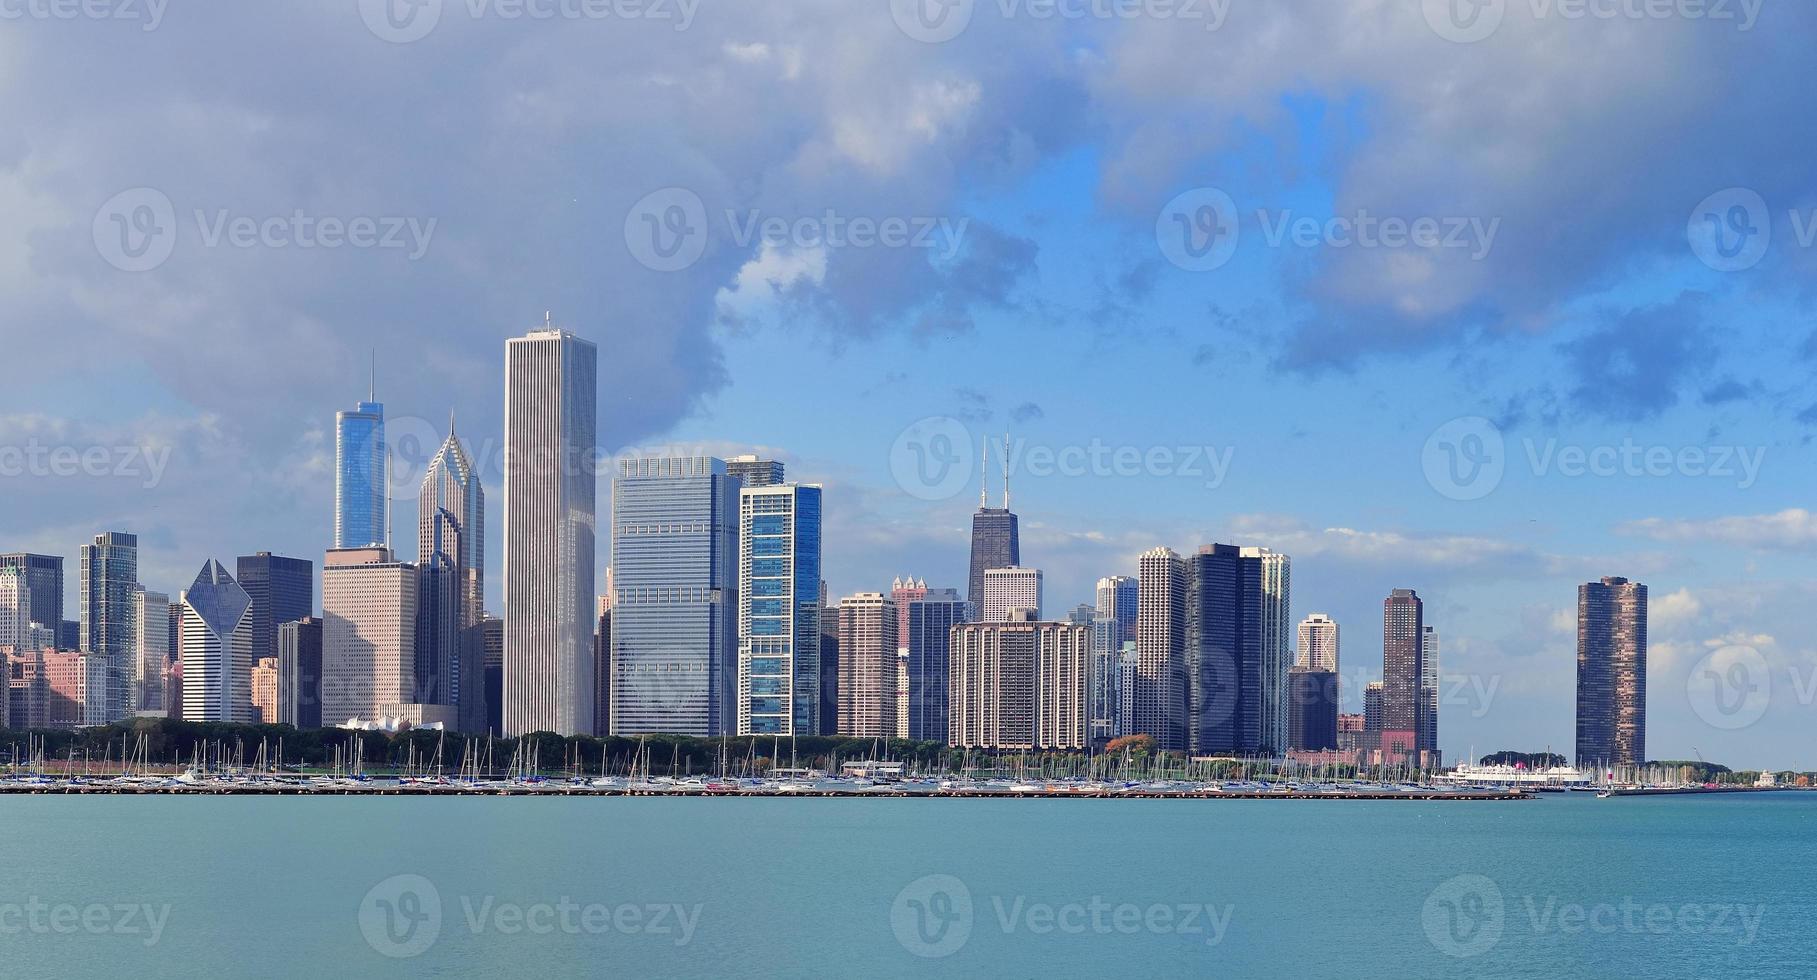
[609,456,739,736]
[737,484,822,736]
[335,398,387,550]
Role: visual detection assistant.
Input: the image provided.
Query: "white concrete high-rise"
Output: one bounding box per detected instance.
[1242,547,1291,758]
[0,566,31,651]
[179,560,254,723]
[321,547,420,724]
[503,321,598,737]
[1297,613,1339,672]
[1135,547,1188,752]
[981,566,1043,622]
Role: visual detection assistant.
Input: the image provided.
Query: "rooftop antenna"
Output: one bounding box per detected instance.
[1001,433,1011,511]
[369,349,376,402]
[979,438,989,509]
[545,310,553,329]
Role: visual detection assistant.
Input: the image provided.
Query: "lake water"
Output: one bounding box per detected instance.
[1,792,1812,977]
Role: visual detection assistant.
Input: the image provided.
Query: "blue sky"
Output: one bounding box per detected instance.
[4,1,1816,766]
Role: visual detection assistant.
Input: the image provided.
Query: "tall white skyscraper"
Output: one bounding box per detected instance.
[1136,547,1188,752]
[1242,547,1291,758]
[981,566,1043,622]
[179,560,253,723]
[131,589,169,716]
[1297,613,1339,672]
[503,320,598,737]
[1421,625,1440,760]
[0,566,31,651]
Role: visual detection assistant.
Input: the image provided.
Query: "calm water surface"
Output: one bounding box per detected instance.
[1,792,1812,977]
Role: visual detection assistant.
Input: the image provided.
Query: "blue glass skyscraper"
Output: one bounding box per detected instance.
[737,483,822,736]
[609,456,739,736]
[335,391,387,550]
[905,588,966,742]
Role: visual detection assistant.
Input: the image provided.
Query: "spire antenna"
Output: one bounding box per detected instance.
[979,438,989,509]
[369,349,376,402]
[1001,432,1011,511]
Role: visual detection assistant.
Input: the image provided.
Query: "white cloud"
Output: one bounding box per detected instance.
[1617,510,1817,552]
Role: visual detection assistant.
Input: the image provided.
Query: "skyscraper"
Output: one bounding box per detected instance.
[179,560,253,723]
[80,531,138,723]
[725,455,784,488]
[321,547,420,724]
[1381,589,1424,748]
[1576,576,1647,769]
[503,321,598,737]
[904,587,966,742]
[949,619,1090,750]
[1297,613,1339,672]
[465,614,505,736]
[419,418,486,630]
[981,566,1043,622]
[1242,547,1291,757]
[1135,547,1188,752]
[889,577,928,653]
[736,483,822,736]
[334,385,387,550]
[966,442,1019,618]
[278,617,323,729]
[1186,544,1264,757]
[1288,667,1339,753]
[1095,575,1139,644]
[1420,625,1440,761]
[0,554,62,637]
[236,553,314,670]
[0,567,31,651]
[836,592,897,738]
[612,456,739,736]
[130,589,169,716]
